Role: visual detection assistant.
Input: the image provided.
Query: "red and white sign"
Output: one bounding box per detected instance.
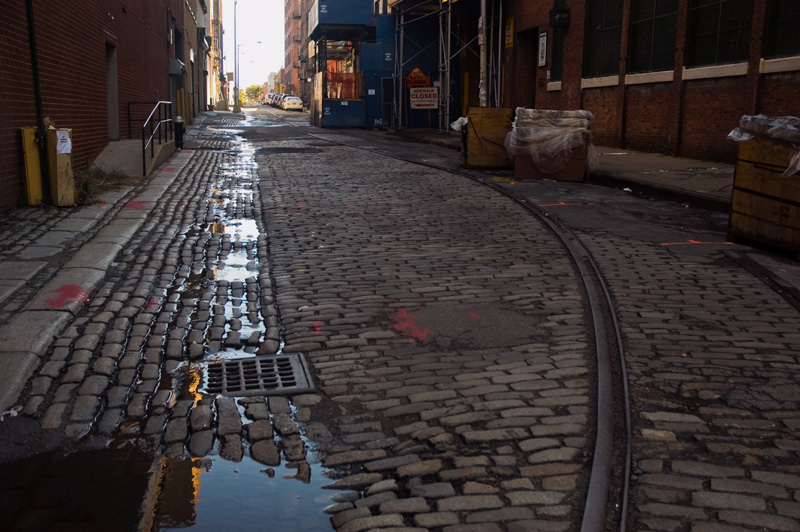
[409,87,438,109]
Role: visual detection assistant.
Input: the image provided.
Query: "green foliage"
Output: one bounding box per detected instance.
[245,85,263,103]
[73,166,138,205]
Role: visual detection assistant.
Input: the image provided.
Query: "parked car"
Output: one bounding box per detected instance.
[282,96,303,111]
[270,94,283,107]
[277,94,292,108]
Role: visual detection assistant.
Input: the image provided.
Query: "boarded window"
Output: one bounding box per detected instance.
[583,0,624,78]
[686,0,753,67]
[765,0,800,58]
[629,0,678,73]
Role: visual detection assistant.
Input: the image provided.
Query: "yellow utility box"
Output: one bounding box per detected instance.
[21,128,44,205]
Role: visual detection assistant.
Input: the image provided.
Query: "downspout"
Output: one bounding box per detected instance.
[479,0,487,107]
[497,0,502,107]
[26,0,51,202]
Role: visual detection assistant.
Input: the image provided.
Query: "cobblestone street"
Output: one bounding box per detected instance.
[0,109,798,531]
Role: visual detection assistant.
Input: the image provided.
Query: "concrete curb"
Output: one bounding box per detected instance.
[0,151,195,412]
[588,170,732,213]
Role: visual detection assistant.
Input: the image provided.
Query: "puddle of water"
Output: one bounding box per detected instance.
[0,438,342,532]
[154,455,339,532]
[0,442,155,532]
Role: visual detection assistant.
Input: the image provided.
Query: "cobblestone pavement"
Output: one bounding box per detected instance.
[2,113,597,532]
[1,108,798,532]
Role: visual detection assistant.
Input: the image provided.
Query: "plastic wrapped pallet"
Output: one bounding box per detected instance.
[505,107,598,181]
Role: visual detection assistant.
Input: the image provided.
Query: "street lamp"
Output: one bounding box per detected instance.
[236,40,262,107]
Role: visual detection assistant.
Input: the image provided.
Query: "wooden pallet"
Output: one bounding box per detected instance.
[728,137,800,257]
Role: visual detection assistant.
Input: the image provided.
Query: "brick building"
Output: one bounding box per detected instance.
[388,0,798,163]
[0,0,214,209]
[497,0,800,162]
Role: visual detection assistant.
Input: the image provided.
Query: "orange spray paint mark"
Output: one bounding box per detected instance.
[659,240,733,246]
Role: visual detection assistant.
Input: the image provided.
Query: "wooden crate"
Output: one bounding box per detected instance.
[728,137,800,255]
[464,107,513,169]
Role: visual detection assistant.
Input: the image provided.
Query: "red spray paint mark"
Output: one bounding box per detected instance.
[390,309,430,340]
[468,312,481,321]
[145,299,160,312]
[46,284,89,309]
[126,201,150,210]
[313,322,322,335]
[162,167,176,172]
[96,202,107,207]
[659,240,733,246]
[295,201,308,211]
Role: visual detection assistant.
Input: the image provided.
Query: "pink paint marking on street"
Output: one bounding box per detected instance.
[46,284,89,309]
[125,201,151,210]
[313,322,322,335]
[295,201,308,211]
[390,309,430,340]
[146,299,160,312]
[469,312,481,321]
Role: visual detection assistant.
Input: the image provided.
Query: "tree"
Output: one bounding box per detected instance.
[245,85,263,104]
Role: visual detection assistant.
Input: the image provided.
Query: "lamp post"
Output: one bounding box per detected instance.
[233,0,240,112]
[236,40,262,107]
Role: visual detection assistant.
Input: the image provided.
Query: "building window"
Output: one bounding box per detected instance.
[765,0,800,58]
[629,0,678,73]
[686,0,753,67]
[583,0,624,78]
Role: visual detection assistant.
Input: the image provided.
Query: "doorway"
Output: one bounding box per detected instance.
[106,44,119,140]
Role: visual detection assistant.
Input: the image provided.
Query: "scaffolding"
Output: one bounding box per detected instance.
[391,0,504,132]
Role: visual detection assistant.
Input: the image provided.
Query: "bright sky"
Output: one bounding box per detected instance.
[221,0,285,88]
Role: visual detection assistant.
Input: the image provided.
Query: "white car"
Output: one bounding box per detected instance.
[282,96,303,111]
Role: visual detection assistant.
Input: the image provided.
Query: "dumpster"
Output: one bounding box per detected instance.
[505,108,597,181]
[727,115,800,256]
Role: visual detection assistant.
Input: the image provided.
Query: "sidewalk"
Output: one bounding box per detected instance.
[393,127,735,210]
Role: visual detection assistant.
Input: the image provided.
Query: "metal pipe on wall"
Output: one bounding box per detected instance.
[497,0,502,107]
[479,0,487,107]
[25,0,51,202]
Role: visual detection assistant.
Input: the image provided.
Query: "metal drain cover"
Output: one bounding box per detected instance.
[203,354,315,397]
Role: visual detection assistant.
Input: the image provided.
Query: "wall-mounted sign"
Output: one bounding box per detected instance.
[410,86,438,109]
[505,17,514,48]
[538,32,547,67]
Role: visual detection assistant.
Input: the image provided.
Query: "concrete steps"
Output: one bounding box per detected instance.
[91,138,175,177]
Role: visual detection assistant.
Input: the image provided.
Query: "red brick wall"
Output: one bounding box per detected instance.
[0,0,174,209]
[680,78,746,162]
[758,72,800,116]
[502,0,797,164]
[624,82,672,154]
[583,86,622,148]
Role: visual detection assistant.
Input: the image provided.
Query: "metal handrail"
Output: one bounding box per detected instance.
[141,101,174,176]
[128,101,159,139]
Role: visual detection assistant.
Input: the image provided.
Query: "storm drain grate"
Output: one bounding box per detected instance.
[203,354,315,397]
